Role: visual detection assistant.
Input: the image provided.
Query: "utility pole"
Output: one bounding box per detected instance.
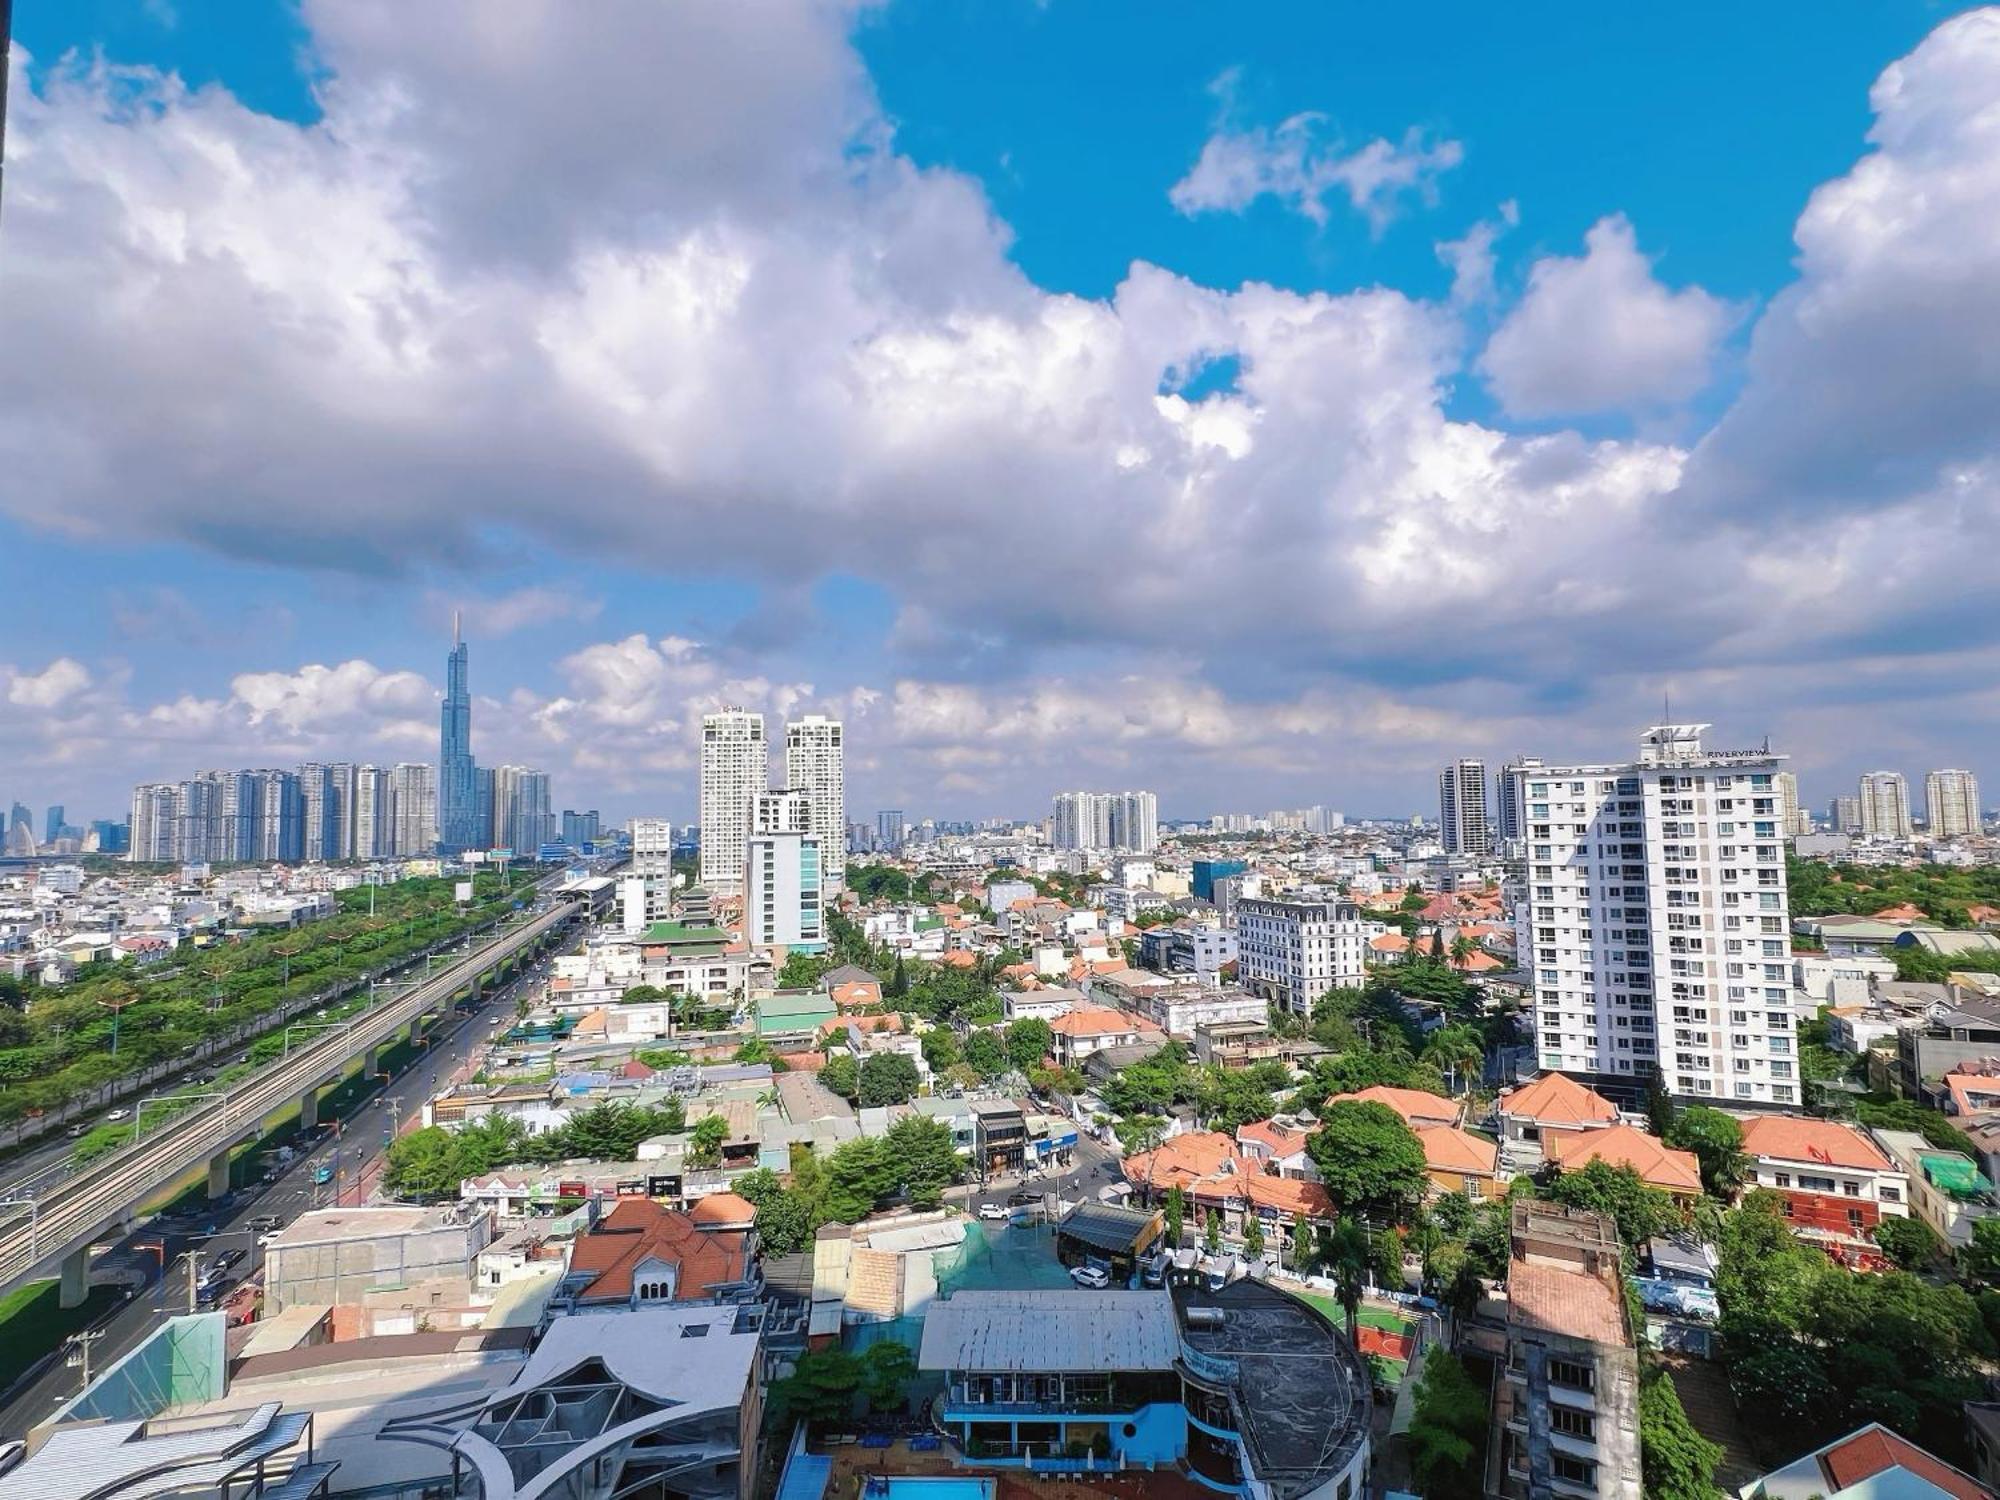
[65,1328,105,1394]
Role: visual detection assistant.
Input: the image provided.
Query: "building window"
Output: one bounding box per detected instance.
[1550,1405,1596,1440]
[1547,1358,1595,1391]
[1553,1455,1598,1488]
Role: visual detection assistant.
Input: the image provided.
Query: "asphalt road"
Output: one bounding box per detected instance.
[961,1129,1126,1218]
[0,950,556,1440]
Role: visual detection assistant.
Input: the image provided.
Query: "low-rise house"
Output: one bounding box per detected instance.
[552,1194,760,1311]
[1234,1117,1316,1179]
[1495,1072,1620,1165]
[1002,986,1086,1023]
[1328,1084,1461,1130]
[1416,1123,1503,1200]
[1544,1123,1703,1206]
[1736,1116,1909,1268]
[1870,1128,2000,1249]
[1048,1007,1166,1068]
[1741,1422,1991,1500]
[822,964,883,1009]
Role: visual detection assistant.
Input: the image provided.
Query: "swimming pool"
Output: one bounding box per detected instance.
[861,1478,995,1500]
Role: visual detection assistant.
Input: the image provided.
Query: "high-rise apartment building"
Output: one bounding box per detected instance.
[390,763,439,857]
[1496,757,1545,844]
[1438,758,1492,856]
[245,769,303,861]
[490,765,554,854]
[1831,795,1862,834]
[43,804,64,844]
[129,784,177,862]
[698,709,767,891]
[745,789,825,954]
[1513,725,1797,1103]
[876,809,906,851]
[298,764,334,861]
[1051,790,1158,854]
[1775,771,1811,837]
[437,615,479,855]
[560,810,601,847]
[325,763,358,859]
[784,714,845,894]
[353,765,389,857]
[90,819,129,855]
[630,817,674,877]
[1858,771,1913,840]
[1925,770,1982,838]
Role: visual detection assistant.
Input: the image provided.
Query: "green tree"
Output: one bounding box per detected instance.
[888,954,908,998]
[1204,1207,1222,1255]
[1289,1213,1312,1272]
[1373,1224,1407,1293]
[885,1114,963,1208]
[1327,1216,1371,1342]
[859,1340,917,1412]
[1004,1018,1054,1071]
[963,1029,1008,1079]
[857,1051,921,1106]
[1305,1100,1429,1216]
[1166,1185,1187,1247]
[778,951,829,990]
[770,1347,861,1426]
[1547,1160,1678,1248]
[689,1113,729,1167]
[824,1139,898,1222]
[1244,1213,1265,1259]
[1873,1213,1945,1271]
[1664,1106,1746,1197]
[820,1052,859,1099]
[1639,1369,1723,1500]
[920,1028,962,1073]
[1407,1350,1487,1500]
[1114,1114,1166,1156]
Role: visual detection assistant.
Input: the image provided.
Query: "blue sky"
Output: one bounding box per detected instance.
[3,1,1998,825]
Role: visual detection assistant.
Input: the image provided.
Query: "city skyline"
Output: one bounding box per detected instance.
[5,6,2000,824]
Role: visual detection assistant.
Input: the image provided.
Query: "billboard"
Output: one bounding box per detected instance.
[454,881,474,903]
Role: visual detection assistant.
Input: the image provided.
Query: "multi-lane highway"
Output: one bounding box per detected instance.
[0,900,576,1306]
[0,946,561,1439]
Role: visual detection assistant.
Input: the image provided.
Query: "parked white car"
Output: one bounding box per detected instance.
[1069,1264,1111,1289]
[976,1202,1010,1222]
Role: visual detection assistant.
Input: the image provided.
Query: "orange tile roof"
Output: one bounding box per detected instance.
[1370,934,1411,953]
[1236,1119,1312,1157]
[1451,950,1505,972]
[1738,1115,1895,1171]
[1122,1131,1242,1191]
[1947,1074,2000,1119]
[939,950,978,968]
[690,1191,757,1227]
[1417,1124,1499,1176]
[1499,1072,1618,1128]
[1872,903,1926,922]
[818,1013,905,1036]
[1243,1173,1333,1218]
[564,1198,752,1303]
[1820,1425,1991,1500]
[1330,1085,1460,1128]
[1544,1123,1702,1194]
[1050,1007,1163,1037]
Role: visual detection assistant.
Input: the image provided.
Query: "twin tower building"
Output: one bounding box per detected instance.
[694,710,844,954]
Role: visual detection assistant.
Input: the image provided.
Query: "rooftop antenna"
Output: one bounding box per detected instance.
[453,608,461,646]
[1662,688,1671,723]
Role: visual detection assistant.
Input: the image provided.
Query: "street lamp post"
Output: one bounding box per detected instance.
[134,1091,225,1145]
[0,1195,39,1258]
[282,1021,350,1061]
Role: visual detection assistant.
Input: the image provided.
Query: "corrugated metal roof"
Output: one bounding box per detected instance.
[917,1289,1179,1373]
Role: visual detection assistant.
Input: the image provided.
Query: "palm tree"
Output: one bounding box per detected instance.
[1329,1216,1370,1344]
[1449,933,1477,967]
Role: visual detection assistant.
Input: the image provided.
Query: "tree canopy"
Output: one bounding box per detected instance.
[1305,1100,1429,1217]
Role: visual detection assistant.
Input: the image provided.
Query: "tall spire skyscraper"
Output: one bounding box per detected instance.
[437,612,479,854]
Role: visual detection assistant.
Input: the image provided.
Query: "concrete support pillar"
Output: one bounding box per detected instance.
[208,1148,232,1201]
[59,1246,89,1309]
[362,1046,380,1080]
[298,1086,319,1132]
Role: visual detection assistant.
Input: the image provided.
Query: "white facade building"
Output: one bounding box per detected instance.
[744,788,824,954]
[629,817,674,877]
[1051,790,1158,854]
[1858,771,1913,840]
[784,714,845,894]
[1235,897,1383,1015]
[1776,771,1811,836]
[1438,758,1491,856]
[1925,769,1982,839]
[1512,724,1798,1103]
[352,764,388,858]
[698,708,767,891]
